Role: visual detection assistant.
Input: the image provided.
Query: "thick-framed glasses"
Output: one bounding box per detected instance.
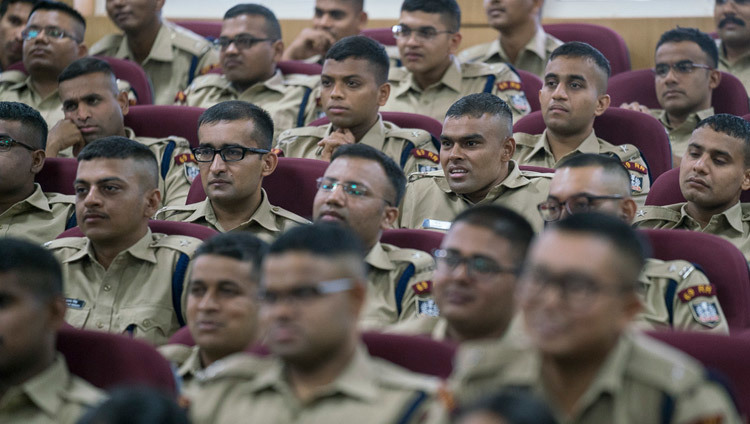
[0,135,36,152]
[213,34,276,50]
[653,61,712,78]
[391,24,454,42]
[433,249,518,278]
[257,278,355,306]
[537,194,624,222]
[191,145,270,163]
[21,26,80,42]
[519,267,630,309]
[315,177,394,206]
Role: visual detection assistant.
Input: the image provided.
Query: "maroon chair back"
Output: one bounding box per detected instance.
[35,157,77,195]
[57,326,177,394]
[640,229,750,330]
[513,108,672,183]
[608,69,750,116]
[646,167,750,205]
[173,20,222,40]
[519,165,554,173]
[57,220,219,241]
[95,56,154,105]
[361,27,397,46]
[124,105,205,148]
[310,111,443,141]
[516,69,542,112]
[381,229,444,253]
[276,60,323,76]
[543,23,631,75]
[647,331,749,417]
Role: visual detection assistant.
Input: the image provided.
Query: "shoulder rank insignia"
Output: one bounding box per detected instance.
[677,284,717,303]
[175,153,197,165]
[270,148,284,157]
[412,280,432,295]
[410,148,439,163]
[175,90,187,104]
[199,63,221,75]
[496,81,522,91]
[623,161,647,174]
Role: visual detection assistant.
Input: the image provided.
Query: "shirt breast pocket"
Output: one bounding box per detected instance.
[64,307,90,329]
[115,307,177,345]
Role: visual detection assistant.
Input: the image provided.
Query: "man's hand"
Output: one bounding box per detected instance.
[318,128,355,162]
[46,119,85,158]
[619,102,651,114]
[282,28,337,61]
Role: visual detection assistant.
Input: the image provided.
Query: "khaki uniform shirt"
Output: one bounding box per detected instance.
[176,70,319,137]
[155,189,309,243]
[634,202,750,262]
[650,107,714,158]
[0,355,104,424]
[361,242,436,330]
[638,259,728,333]
[382,56,531,122]
[449,332,741,424]
[513,129,651,206]
[275,115,441,175]
[0,184,75,244]
[399,161,551,233]
[717,39,750,96]
[90,21,219,105]
[194,345,439,424]
[458,27,563,78]
[389,314,525,344]
[46,229,201,346]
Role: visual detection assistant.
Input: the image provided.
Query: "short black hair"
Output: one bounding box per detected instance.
[30,0,86,35]
[557,153,631,196]
[455,389,559,424]
[695,113,750,167]
[0,0,38,17]
[77,136,159,189]
[268,222,366,263]
[194,232,268,282]
[445,92,513,135]
[549,41,611,80]
[330,143,406,207]
[401,0,461,32]
[0,101,47,149]
[452,205,534,266]
[77,386,189,424]
[198,100,274,150]
[0,237,62,301]
[325,35,390,85]
[656,27,718,68]
[223,4,281,40]
[58,57,116,89]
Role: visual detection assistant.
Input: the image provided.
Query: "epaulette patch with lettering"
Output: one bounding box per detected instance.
[271,148,284,157]
[623,161,647,174]
[496,81,521,91]
[630,174,643,193]
[678,284,717,303]
[411,148,439,163]
[199,63,221,75]
[174,153,197,165]
[174,90,187,104]
[412,280,432,295]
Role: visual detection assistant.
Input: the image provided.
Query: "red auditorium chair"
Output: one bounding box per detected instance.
[276,60,323,76]
[124,105,206,148]
[517,69,542,112]
[647,331,750,418]
[640,229,750,331]
[186,157,328,220]
[744,114,750,122]
[57,325,177,394]
[543,23,631,75]
[381,229,444,253]
[513,108,672,183]
[173,20,222,40]
[519,165,554,174]
[608,69,750,116]
[58,220,219,241]
[646,167,750,205]
[35,157,77,195]
[361,27,397,46]
[311,111,443,141]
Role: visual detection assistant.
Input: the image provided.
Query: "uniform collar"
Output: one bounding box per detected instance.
[177,345,204,378]
[365,241,396,271]
[7,184,54,214]
[7,355,69,418]
[399,55,463,95]
[64,229,157,264]
[195,189,281,233]
[656,107,714,131]
[235,69,287,97]
[436,161,531,203]
[716,39,750,66]
[124,127,137,139]
[679,201,745,234]
[116,22,174,62]
[324,114,388,149]
[22,75,58,102]
[513,26,551,62]
[524,129,601,164]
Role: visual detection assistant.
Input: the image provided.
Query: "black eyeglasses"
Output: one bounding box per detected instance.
[519,266,630,309]
[391,24,454,41]
[21,26,80,42]
[537,193,624,222]
[315,177,394,206]
[257,278,355,305]
[0,135,36,152]
[213,34,276,50]
[433,249,518,278]
[191,145,270,162]
[653,61,712,78]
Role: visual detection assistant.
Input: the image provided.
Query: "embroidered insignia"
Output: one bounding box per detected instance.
[174,90,187,104]
[623,161,647,174]
[411,148,439,163]
[66,298,86,309]
[421,219,451,231]
[496,81,522,91]
[184,163,200,183]
[509,94,529,112]
[416,298,440,317]
[630,174,643,193]
[174,153,197,165]
[678,284,717,303]
[179,240,191,247]
[412,280,432,295]
[668,264,677,272]
[691,300,721,328]
[620,145,628,152]
[636,209,646,217]
[678,265,695,279]
[199,63,221,75]
[418,165,439,172]
[271,148,284,157]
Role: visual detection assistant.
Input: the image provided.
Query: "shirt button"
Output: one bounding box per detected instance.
[143,319,152,327]
[103,285,111,291]
[96,321,103,329]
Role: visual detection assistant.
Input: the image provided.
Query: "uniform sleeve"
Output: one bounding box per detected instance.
[672,271,729,334]
[402,144,441,176]
[622,154,650,209]
[162,140,198,207]
[490,70,531,122]
[396,260,437,323]
[673,378,742,424]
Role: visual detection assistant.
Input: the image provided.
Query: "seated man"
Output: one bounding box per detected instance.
[47,57,195,207]
[715,0,750,95]
[90,0,218,104]
[381,0,530,122]
[275,35,440,175]
[0,0,36,71]
[0,238,104,423]
[46,137,202,345]
[156,101,308,242]
[391,205,533,343]
[192,223,439,424]
[621,27,720,162]
[176,4,319,138]
[0,0,87,126]
[458,0,562,78]
[399,93,551,232]
[514,42,650,206]
[313,143,436,329]
[541,153,728,332]
[0,101,75,244]
[635,114,750,262]
[159,232,267,396]
[448,213,741,422]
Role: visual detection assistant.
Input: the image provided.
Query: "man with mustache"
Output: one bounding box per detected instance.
[458,0,562,78]
[715,0,750,95]
[634,114,750,263]
[45,136,202,345]
[90,0,218,105]
[621,28,720,163]
[0,0,36,71]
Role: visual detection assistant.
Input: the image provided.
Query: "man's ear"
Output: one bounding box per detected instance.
[380,205,399,230]
[143,188,162,218]
[261,151,278,177]
[448,32,462,55]
[377,82,391,106]
[708,69,722,90]
[501,136,516,161]
[30,148,45,174]
[741,167,750,191]
[594,94,611,117]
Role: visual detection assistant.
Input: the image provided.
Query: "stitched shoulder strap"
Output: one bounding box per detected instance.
[660,392,675,424]
[396,390,428,424]
[296,86,313,127]
[394,263,416,317]
[161,140,177,179]
[483,74,496,93]
[400,141,416,169]
[663,278,678,327]
[187,55,200,86]
[65,212,77,230]
[172,253,190,327]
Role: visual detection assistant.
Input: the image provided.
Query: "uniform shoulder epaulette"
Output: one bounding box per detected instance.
[277,125,328,141]
[158,343,194,366]
[282,73,320,89]
[62,376,105,406]
[187,73,230,91]
[635,205,683,223]
[518,168,554,180]
[458,42,491,63]
[388,66,410,82]
[511,132,540,147]
[739,203,750,221]
[195,354,275,383]
[169,23,214,56]
[152,233,202,255]
[269,204,311,225]
[0,70,26,85]
[387,126,432,144]
[644,259,696,281]
[408,169,444,183]
[460,61,498,78]
[371,356,440,392]
[88,33,123,55]
[45,192,75,205]
[44,236,87,250]
[155,202,201,217]
[604,141,644,163]
[382,244,435,273]
[625,333,705,396]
